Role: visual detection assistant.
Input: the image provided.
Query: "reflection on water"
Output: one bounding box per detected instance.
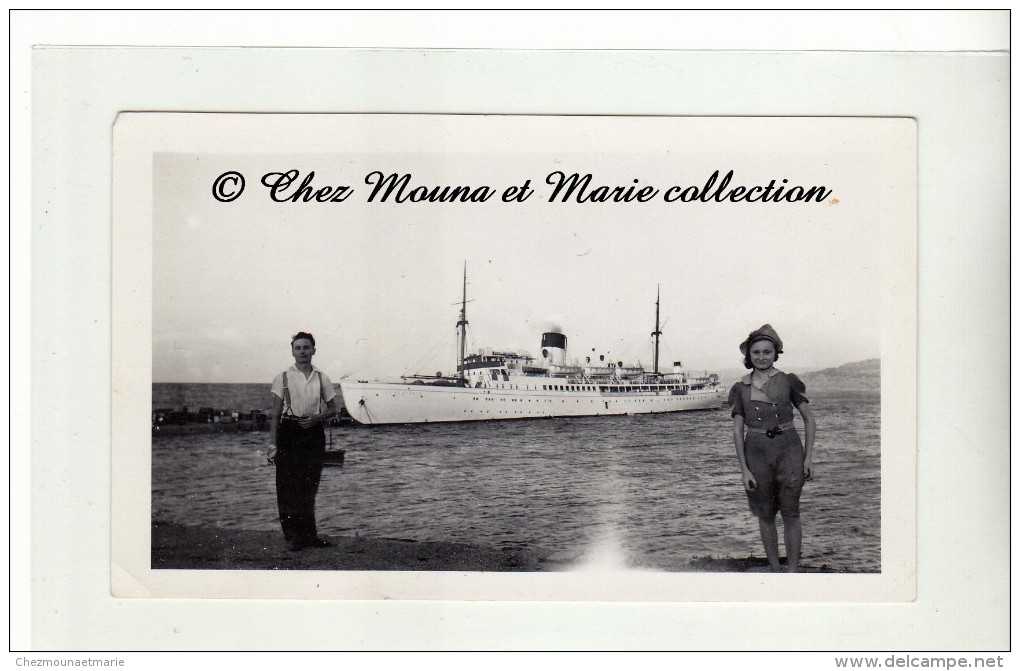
[152,390,880,572]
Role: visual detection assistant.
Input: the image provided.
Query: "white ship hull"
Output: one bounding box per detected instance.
[340,379,725,425]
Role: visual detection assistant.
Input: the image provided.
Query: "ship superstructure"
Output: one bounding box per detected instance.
[339,270,724,425]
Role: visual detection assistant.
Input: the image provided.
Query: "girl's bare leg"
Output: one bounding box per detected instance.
[758,516,782,571]
[783,515,802,573]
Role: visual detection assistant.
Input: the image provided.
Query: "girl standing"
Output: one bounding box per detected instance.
[729,324,816,572]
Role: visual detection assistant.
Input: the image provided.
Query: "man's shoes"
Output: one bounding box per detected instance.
[305,536,334,548]
[286,538,304,552]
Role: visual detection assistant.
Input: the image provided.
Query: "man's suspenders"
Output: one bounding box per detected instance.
[281,370,325,417]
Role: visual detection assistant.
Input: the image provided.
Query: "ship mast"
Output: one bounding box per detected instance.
[651,284,662,375]
[456,263,468,384]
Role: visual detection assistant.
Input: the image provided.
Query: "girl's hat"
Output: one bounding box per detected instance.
[739,324,784,356]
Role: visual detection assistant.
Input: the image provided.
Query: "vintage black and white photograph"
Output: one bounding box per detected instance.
[20,10,1009,654]
[111,113,916,601]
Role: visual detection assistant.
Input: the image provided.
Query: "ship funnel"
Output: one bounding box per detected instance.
[541,332,567,367]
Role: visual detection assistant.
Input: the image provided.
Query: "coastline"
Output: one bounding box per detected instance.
[152,520,553,571]
[151,521,844,573]
[152,421,264,436]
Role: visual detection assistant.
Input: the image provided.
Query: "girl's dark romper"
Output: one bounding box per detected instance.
[728,370,809,519]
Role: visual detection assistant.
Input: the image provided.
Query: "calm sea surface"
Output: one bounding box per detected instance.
[151,386,880,572]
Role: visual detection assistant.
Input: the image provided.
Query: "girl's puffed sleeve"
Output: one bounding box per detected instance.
[728,382,745,417]
[788,373,809,407]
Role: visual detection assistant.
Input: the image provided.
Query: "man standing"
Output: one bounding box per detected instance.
[268,332,338,551]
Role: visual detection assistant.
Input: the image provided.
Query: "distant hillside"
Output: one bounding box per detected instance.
[798,359,880,392]
[719,359,880,393]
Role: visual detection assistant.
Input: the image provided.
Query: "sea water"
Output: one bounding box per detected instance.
[151,387,880,572]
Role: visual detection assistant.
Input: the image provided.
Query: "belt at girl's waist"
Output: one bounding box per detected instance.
[744,421,795,438]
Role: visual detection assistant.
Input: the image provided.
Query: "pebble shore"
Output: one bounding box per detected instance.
[151,521,840,573]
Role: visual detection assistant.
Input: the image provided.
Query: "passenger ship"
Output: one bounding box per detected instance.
[339,270,725,425]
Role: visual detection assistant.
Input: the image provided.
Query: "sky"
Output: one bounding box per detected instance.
[147,115,912,383]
